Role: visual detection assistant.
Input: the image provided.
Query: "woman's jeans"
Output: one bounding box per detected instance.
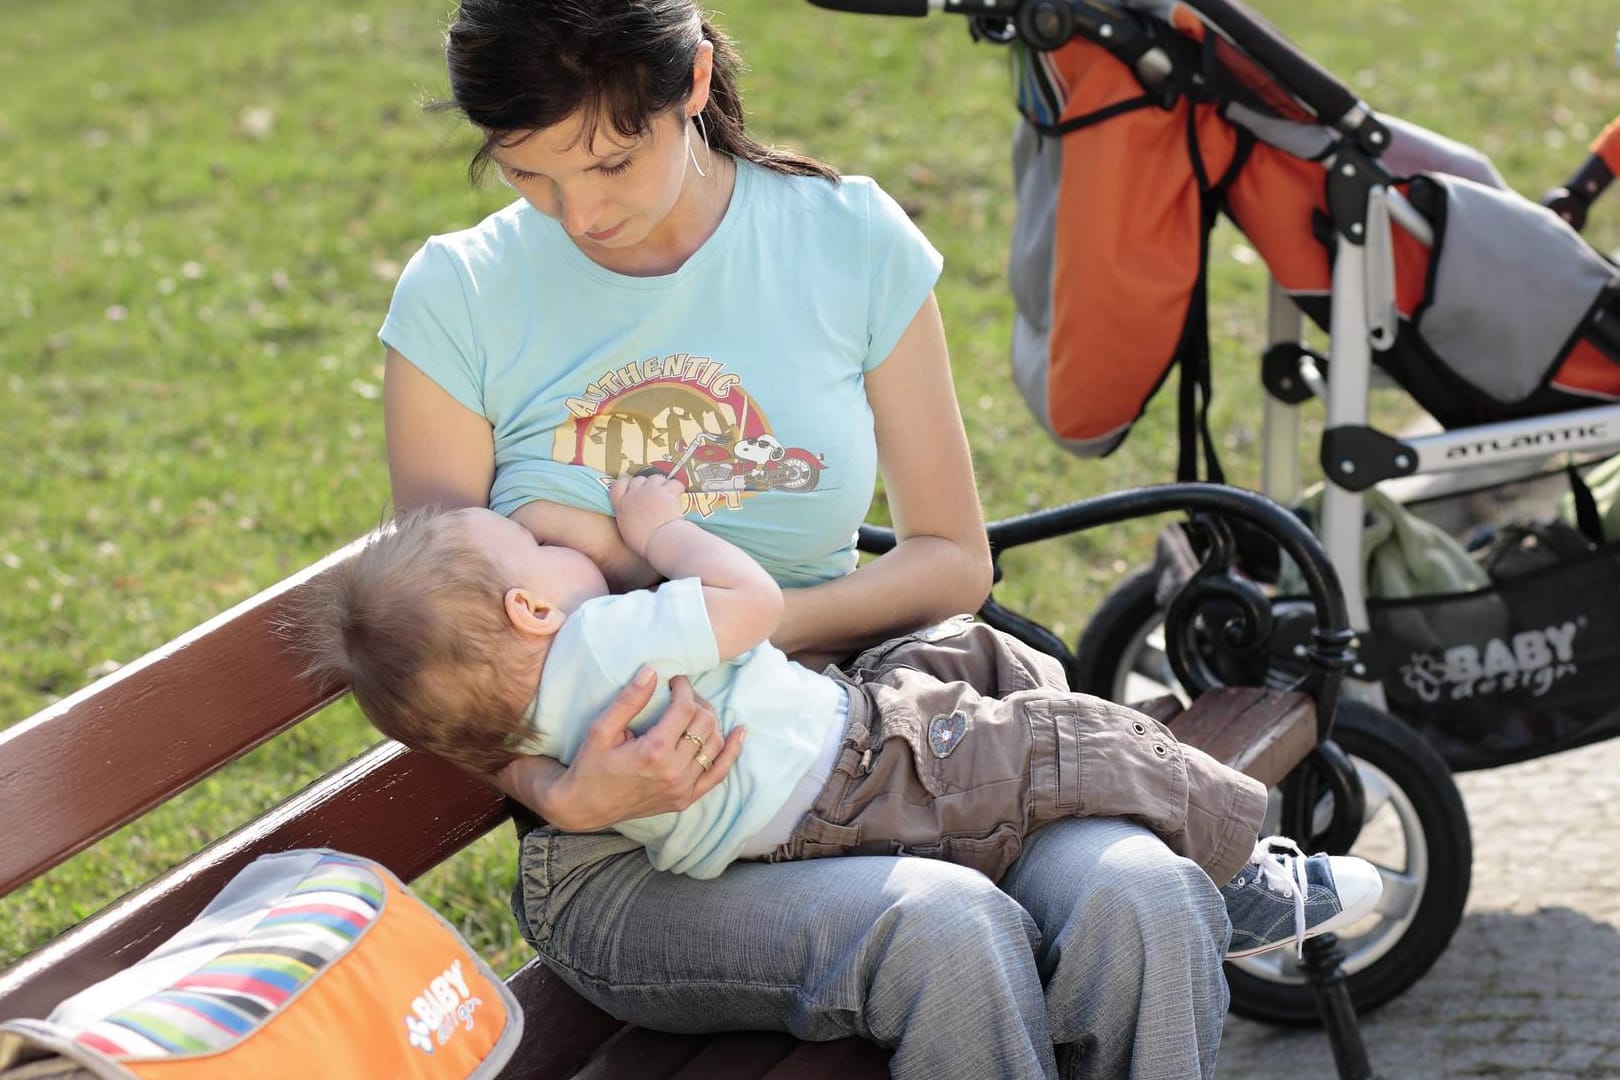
[510,622,1232,1079]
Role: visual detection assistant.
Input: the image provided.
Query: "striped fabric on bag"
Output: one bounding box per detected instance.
[73,856,383,1059]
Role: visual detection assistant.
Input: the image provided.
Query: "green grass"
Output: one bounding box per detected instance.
[5,0,1620,975]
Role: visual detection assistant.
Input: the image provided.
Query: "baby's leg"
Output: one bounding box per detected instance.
[846,617,1069,695]
[795,670,1262,884]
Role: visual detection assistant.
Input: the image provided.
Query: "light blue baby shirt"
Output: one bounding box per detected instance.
[523,578,847,879]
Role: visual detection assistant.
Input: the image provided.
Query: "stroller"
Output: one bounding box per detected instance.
[811,0,1620,1040]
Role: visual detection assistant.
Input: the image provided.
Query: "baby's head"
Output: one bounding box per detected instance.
[298,505,608,774]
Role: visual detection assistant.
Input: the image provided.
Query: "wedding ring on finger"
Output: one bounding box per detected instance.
[694,751,713,771]
[681,731,706,751]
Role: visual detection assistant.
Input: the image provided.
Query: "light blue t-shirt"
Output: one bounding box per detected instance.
[379,161,943,587]
[521,577,847,879]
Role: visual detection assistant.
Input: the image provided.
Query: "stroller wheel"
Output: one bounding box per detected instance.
[1074,567,1182,706]
[1226,701,1471,1023]
[1075,568,1473,1022]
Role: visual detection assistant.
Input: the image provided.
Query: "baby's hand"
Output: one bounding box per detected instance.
[611,473,688,556]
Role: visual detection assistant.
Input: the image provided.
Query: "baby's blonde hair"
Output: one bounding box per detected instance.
[297,506,533,775]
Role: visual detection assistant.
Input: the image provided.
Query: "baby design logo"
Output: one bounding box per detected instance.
[403,958,484,1054]
[1399,621,1581,703]
[555,354,827,517]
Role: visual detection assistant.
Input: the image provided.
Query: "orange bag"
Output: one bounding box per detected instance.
[0,850,521,1080]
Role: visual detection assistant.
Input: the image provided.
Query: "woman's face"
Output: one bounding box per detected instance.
[491,106,700,251]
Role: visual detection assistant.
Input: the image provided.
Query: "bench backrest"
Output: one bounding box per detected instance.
[0,536,1320,1079]
[0,538,510,1021]
[0,539,903,1078]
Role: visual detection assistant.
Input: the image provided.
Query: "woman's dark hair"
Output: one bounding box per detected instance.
[438,0,838,184]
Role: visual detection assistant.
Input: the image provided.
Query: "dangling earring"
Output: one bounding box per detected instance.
[686,112,713,179]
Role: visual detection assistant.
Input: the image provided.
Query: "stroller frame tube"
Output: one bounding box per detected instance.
[1176,0,1359,130]
[1263,158,1620,714]
[1262,278,1305,507]
[1321,240,1375,629]
[1401,405,1620,472]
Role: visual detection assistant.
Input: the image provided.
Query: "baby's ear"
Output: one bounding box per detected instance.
[503,588,566,638]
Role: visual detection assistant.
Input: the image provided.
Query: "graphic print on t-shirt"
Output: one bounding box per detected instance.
[555,353,827,517]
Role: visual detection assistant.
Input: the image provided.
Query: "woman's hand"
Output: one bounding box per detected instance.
[494,669,745,832]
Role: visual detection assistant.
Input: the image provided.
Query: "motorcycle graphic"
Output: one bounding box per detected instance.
[639,432,825,493]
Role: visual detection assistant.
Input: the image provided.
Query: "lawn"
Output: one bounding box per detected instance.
[4,0,1620,974]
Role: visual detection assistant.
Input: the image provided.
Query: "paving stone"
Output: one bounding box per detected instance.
[1549,1043,1609,1070]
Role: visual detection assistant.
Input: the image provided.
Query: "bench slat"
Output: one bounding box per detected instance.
[0,541,369,896]
[565,1029,888,1080]
[0,680,1319,1035]
[666,1033,801,1079]
[496,961,626,1080]
[1168,686,1318,788]
[570,1028,711,1079]
[758,1037,893,1078]
[0,741,505,1022]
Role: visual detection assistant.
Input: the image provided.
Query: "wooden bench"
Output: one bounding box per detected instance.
[0,536,1324,1079]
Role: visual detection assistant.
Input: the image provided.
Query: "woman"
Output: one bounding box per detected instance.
[380,2,1231,1076]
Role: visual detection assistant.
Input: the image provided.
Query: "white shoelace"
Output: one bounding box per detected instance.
[1249,835,1310,958]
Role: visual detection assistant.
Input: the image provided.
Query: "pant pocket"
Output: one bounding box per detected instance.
[516,826,645,948]
[1024,696,1189,838]
[856,688,952,798]
[775,813,865,861]
[910,822,1026,884]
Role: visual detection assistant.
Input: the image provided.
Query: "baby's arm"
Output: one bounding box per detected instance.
[610,474,783,661]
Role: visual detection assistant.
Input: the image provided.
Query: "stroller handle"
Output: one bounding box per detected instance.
[808,0,1375,143]
[807,0,926,13]
[1174,0,1358,131]
[806,0,1011,15]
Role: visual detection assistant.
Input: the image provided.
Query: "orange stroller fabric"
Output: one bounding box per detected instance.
[1040,38,1238,448]
[1029,20,1620,453]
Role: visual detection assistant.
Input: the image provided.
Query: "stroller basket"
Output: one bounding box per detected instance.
[1359,471,1620,771]
[1371,538,1620,770]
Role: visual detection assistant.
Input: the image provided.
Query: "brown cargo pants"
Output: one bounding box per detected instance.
[769,617,1268,885]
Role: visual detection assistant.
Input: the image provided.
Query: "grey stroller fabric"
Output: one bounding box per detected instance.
[1376,115,1506,190]
[1415,175,1616,404]
[1007,121,1078,452]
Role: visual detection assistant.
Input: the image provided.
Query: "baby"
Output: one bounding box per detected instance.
[301,475,1380,959]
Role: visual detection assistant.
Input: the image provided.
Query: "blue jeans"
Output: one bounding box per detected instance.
[510,622,1231,1078]
[512,817,1228,1078]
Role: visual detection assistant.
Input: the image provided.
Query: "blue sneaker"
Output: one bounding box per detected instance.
[1221,836,1382,959]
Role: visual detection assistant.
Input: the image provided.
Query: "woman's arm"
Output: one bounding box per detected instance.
[385,348,659,591]
[383,348,496,512]
[510,500,661,594]
[772,293,993,663]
